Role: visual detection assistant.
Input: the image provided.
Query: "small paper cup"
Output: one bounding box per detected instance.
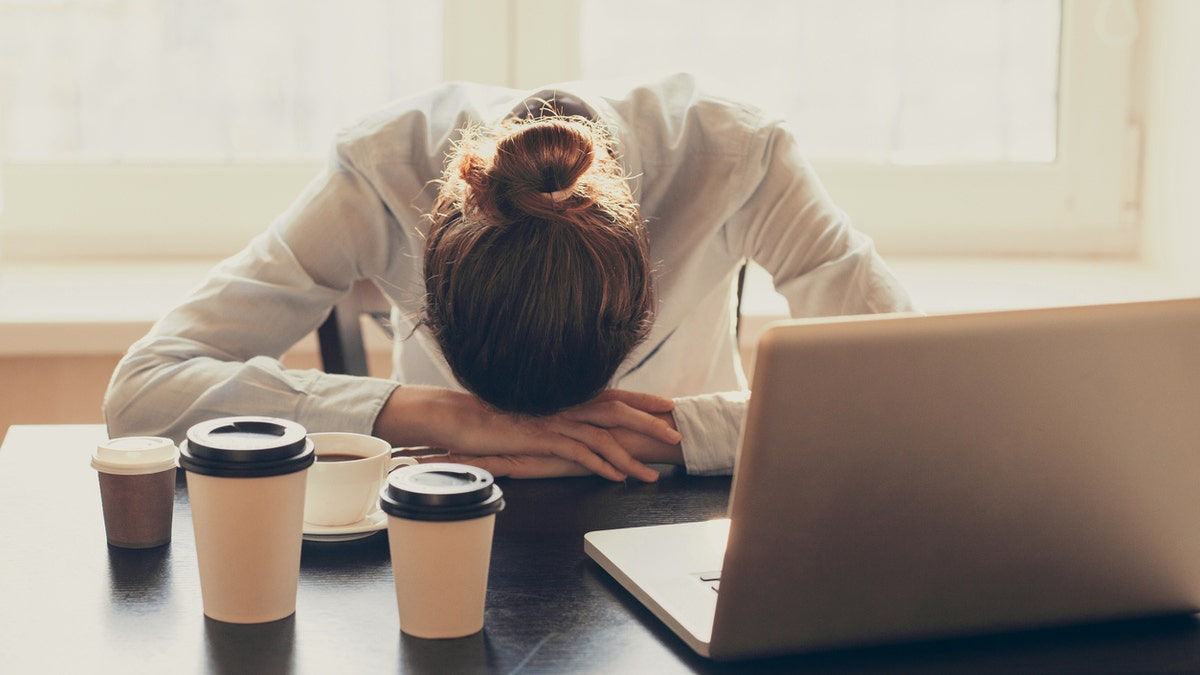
[91,437,178,549]
[380,463,505,638]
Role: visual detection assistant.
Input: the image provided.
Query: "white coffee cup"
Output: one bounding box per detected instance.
[304,432,417,527]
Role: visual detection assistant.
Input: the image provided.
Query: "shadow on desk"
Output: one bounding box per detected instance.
[589,559,1200,674]
[751,614,1200,674]
[205,616,297,675]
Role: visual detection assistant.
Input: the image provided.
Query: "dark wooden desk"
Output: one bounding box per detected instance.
[3,424,1200,674]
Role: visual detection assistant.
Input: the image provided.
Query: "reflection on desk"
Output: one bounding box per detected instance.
[2,424,1200,674]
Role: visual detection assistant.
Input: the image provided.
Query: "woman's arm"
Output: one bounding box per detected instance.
[103,155,405,443]
[393,388,684,481]
[729,122,916,317]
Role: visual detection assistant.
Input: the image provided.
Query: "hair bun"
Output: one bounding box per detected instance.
[471,120,595,218]
[441,115,637,227]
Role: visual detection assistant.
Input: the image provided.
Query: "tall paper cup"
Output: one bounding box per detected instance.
[179,417,315,624]
[380,463,505,639]
[91,437,178,548]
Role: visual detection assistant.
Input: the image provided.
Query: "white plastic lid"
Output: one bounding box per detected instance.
[91,436,179,475]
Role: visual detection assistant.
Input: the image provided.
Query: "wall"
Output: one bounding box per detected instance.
[0,334,393,445]
[0,356,119,434]
[1141,1,1200,279]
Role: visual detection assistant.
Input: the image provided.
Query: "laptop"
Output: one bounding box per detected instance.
[585,297,1200,660]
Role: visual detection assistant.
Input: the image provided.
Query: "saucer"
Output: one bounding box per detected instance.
[303,509,388,543]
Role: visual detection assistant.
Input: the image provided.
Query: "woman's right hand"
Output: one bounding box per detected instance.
[372,386,681,482]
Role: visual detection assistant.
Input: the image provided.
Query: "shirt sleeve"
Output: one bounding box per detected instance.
[103,142,408,444]
[674,116,917,476]
[727,120,917,317]
[673,391,750,475]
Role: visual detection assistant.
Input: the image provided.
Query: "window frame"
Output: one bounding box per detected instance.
[0,0,1142,262]
[527,0,1142,257]
[813,0,1141,255]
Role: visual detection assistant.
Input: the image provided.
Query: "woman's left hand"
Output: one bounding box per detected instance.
[376,386,681,482]
[424,395,686,480]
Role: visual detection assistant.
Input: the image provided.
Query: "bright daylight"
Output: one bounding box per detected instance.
[2,1,1200,672]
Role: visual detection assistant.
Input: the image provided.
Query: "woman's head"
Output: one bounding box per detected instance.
[423,116,654,416]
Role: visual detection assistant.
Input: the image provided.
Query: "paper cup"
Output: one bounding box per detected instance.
[179,417,315,624]
[92,437,178,549]
[380,463,505,638]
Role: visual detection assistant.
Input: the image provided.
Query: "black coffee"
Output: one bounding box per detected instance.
[317,453,366,463]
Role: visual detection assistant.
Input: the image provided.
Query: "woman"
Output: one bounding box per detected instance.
[104,73,915,481]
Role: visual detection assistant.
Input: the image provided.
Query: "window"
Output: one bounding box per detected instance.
[2,0,441,162]
[0,0,442,260]
[582,0,1060,165]
[0,0,1143,262]
[572,0,1142,256]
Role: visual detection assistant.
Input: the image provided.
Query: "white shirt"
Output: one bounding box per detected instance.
[104,73,915,475]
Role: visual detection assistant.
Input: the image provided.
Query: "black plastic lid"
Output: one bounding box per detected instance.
[178,417,314,478]
[379,463,505,521]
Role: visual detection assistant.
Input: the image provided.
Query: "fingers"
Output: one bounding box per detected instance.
[553,423,660,483]
[418,388,674,483]
[593,389,676,414]
[439,409,631,482]
[562,399,682,446]
[546,435,631,482]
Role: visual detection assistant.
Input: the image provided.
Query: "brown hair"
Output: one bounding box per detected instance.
[422,116,654,415]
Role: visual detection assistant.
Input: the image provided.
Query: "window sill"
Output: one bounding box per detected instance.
[3,257,1198,357]
[0,262,218,356]
[737,256,1200,348]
